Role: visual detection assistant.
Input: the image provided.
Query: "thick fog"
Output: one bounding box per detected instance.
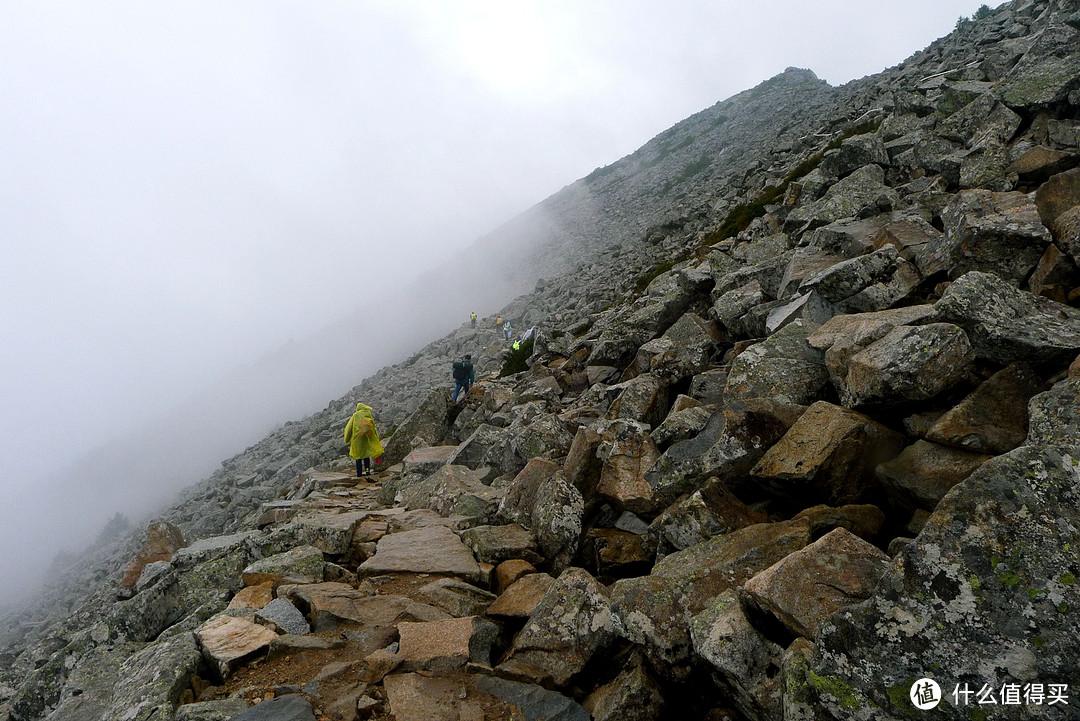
[0,1,990,608]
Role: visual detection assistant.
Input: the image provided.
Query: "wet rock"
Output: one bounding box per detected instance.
[808,444,1080,719]
[934,270,1080,364]
[724,321,828,406]
[926,362,1046,453]
[690,590,785,721]
[741,527,890,640]
[596,419,661,515]
[241,545,324,588]
[751,401,904,506]
[876,440,993,511]
[195,615,278,680]
[397,616,499,671]
[499,568,615,687]
[358,526,482,582]
[486,573,556,619]
[120,521,187,588]
[834,323,974,408]
[916,189,1050,283]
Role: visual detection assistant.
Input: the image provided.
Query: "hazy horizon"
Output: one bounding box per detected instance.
[0,0,993,607]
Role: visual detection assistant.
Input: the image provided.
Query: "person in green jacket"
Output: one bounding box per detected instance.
[344,402,383,477]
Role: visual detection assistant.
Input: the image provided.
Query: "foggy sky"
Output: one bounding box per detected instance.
[0,1,990,604]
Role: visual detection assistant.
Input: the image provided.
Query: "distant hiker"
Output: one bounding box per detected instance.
[344,402,383,477]
[503,320,512,340]
[470,312,477,327]
[452,354,475,402]
[512,337,521,352]
[496,315,503,327]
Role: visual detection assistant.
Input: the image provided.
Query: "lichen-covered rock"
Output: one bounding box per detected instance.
[786,164,900,230]
[498,458,561,528]
[459,524,542,566]
[934,271,1080,365]
[834,323,974,408]
[241,545,324,588]
[381,387,452,466]
[798,245,920,314]
[646,478,767,558]
[582,654,665,721]
[740,527,890,640]
[530,471,585,573]
[418,577,497,618]
[629,312,722,382]
[915,189,1050,283]
[808,443,1080,720]
[650,403,713,450]
[751,401,904,506]
[399,464,500,523]
[499,568,615,687]
[818,133,890,178]
[926,362,1047,453]
[107,633,202,721]
[605,374,670,429]
[724,321,829,406]
[1027,378,1080,446]
[690,590,785,721]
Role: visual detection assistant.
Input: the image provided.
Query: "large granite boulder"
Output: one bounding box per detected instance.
[751,401,904,506]
[399,464,500,523]
[629,312,723,382]
[806,444,1080,719]
[875,440,993,511]
[934,271,1080,365]
[499,568,615,687]
[916,190,1050,284]
[1027,378,1080,446]
[926,362,1047,454]
[382,387,452,466]
[596,419,662,515]
[786,164,900,231]
[120,521,187,588]
[724,321,829,406]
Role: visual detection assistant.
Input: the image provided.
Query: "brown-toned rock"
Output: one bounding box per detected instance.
[806,305,936,351]
[459,524,542,566]
[486,573,555,619]
[582,655,665,721]
[397,616,499,671]
[596,419,661,515]
[925,362,1047,454]
[740,527,889,640]
[284,583,410,630]
[493,559,536,594]
[584,528,651,575]
[562,428,602,501]
[228,582,274,611]
[241,545,324,588]
[607,374,670,428]
[417,577,497,618]
[791,504,886,542]
[1028,243,1079,303]
[120,521,186,588]
[195,615,279,680]
[358,525,481,582]
[1035,167,1080,239]
[751,402,904,505]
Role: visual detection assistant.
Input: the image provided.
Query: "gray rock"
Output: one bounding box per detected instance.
[459,524,542,565]
[474,676,590,721]
[399,464,500,523]
[834,323,974,408]
[596,419,662,515]
[107,632,202,721]
[724,321,829,406]
[381,387,452,466]
[818,133,890,178]
[629,312,722,382]
[531,471,585,574]
[499,568,615,687]
[241,545,324,587]
[808,444,1080,719]
[690,590,785,721]
[175,698,249,721]
[786,164,899,231]
[934,271,1080,365]
[232,694,315,721]
[650,403,713,450]
[1027,378,1080,446]
[417,577,497,618]
[255,598,310,636]
[916,190,1051,284]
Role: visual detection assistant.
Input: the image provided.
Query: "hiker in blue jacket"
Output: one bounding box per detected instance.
[452,354,475,402]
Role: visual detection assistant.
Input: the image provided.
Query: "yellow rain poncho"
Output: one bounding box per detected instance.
[344,403,384,460]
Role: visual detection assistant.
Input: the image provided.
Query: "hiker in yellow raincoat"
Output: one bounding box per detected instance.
[344,402,383,477]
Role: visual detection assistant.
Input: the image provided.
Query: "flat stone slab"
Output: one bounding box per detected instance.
[195,615,278,680]
[486,573,555,618]
[358,525,482,582]
[285,582,412,628]
[172,531,260,568]
[397,616,498,671]
[242,545,324,587]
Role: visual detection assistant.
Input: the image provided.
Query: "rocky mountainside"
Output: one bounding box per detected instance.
[4,0,1080,719]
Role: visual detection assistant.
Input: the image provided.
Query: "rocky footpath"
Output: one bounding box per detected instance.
[4,0,1080,719]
